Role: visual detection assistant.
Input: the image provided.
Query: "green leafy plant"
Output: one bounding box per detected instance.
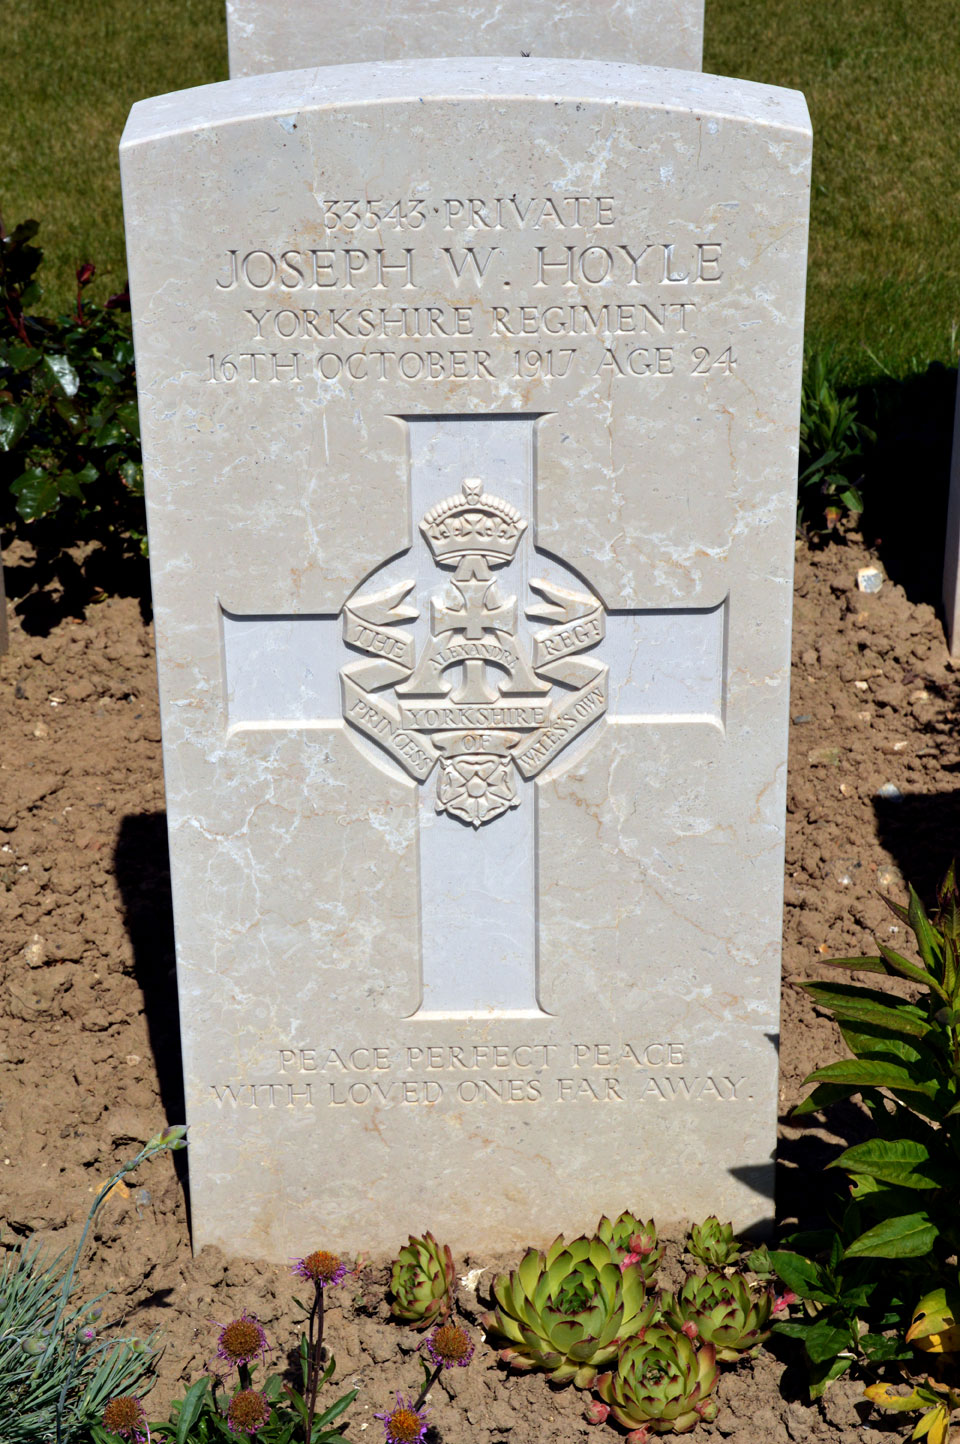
[798,350,874,534]
[481,1234,655,1388]
[770,866,960,1396]
[389,1233,455,1331]
[770,1216,908,1395]
[0,1125,185,1443]
[862,1287,960,1443]
[0,216,146,563]
[865,1376,960,1444]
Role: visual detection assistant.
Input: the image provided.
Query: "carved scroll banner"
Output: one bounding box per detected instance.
[340,481,608,826]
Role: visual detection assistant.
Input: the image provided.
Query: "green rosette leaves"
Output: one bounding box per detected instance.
[662,1271,774,1363]
[389,1232,455,1330]
[595,1323,720,1435]
[481,1235,656,1388]
[595,1212,663,1285]
[686,1217,741,1269]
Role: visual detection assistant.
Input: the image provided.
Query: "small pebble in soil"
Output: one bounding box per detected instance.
[857,565,884,593]
[875,782,903,800]
[791,713,812,724]
[877,863,905,893]
[827,858,862,887]
[808,746,841,766]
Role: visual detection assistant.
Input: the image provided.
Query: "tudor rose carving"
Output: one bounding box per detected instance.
[341,479,608,826]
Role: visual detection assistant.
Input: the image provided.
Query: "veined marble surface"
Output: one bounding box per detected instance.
[121,59,811,1258]
[226,0,705,78]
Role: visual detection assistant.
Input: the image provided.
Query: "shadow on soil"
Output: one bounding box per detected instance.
[113,810,189,1203]
[1,527,151,636]
[855,360,957,610]
[873,789,960,904]
[776,1097,876,1230]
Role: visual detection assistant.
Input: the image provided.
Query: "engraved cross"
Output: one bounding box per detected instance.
[220,414,726,1018]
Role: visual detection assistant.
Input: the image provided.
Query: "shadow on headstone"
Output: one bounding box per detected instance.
[113,811,189,1205]
[857,360,958,610]
[873,788,960,905]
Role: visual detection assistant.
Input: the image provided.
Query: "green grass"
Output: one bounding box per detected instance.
[706,0,960,382]
[4,0,960,382]
[3,0,228,309]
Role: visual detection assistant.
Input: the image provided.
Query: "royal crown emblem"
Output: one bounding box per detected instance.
[341,478,608,826]
[420,478,525,570]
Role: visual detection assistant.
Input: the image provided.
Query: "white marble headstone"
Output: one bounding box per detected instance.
[121,60,811,1259]
[226,0,705,77]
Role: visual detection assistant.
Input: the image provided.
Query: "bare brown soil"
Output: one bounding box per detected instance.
[1,531,958,1444]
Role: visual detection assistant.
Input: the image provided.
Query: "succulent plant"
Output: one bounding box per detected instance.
[661,1270,773,1362]
[390,1232,455,1330]
[595,1212,663,1285]
[595,1323,719,1437]
[686,1217,741,1269]
[481,1234,656,1388]
[743,1244,776,1281]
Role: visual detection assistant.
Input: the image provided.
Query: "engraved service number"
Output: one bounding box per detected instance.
[320,198,426,231]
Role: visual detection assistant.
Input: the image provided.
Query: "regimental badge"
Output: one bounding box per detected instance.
[341,478,608,826]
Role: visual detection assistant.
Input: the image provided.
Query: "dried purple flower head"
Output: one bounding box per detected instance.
[426,1322,475,1369]
[292,1248,348,1288]
[376,1392,429,1443]
[216,1312,269,1367]
[227,1388,271,1434]
[101,1395,149,1441]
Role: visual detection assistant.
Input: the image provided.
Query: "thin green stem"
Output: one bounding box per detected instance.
[46,1156,136,1365]
[54,1333,80,1444]
[51,1150,155,1443]
[414,1363,442,1412]
[43,1130,185,1415]
[305,1284,324,1442]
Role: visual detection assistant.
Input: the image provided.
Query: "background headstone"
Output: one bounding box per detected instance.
[942,375,960,654]
[121,59,811,1259]
[226,0,705,77]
